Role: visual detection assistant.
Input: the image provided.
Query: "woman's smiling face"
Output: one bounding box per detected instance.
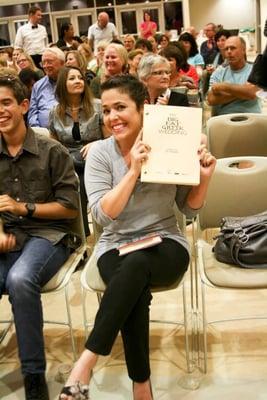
[101,89,143,142]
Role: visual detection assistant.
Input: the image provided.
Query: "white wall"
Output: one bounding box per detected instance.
[189,0,255,31]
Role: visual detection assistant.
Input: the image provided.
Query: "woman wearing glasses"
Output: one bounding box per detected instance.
[49,66,105,236]
[138,53,189,106]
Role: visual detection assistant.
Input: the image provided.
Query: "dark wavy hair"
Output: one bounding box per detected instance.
[178,32,199,57]
[214,29,231,42]
[160,45,187,71]
[101,75,148,111]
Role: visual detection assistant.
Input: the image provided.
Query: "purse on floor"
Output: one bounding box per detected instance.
[213,211,267,269]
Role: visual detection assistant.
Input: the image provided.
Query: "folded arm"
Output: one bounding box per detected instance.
[208,82,258,105]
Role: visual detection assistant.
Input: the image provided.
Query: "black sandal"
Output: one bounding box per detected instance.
[59,382,90,399]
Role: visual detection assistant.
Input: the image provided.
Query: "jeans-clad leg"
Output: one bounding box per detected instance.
[0,237,70,375]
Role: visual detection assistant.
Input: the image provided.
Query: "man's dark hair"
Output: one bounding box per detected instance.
[101,75,148,111]
[135,39,153,53]
[28,5,41,16]
[0,69,28,104]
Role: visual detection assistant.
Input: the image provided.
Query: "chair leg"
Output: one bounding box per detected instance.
[82,286,89,340]
[64,285,77,361]
[182,283,191,373]
[200,282,208,373]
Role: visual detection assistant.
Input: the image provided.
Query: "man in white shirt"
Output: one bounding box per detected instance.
[14,5,48,68]
[88,12,118,52]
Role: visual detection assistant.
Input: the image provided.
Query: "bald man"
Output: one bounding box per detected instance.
[208,36,261,115]
[88,12,118,51]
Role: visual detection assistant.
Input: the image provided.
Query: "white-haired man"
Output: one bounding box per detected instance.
[28,47,65,128]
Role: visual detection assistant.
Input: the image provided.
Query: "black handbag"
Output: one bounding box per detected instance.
[213,211,267,269]
[247,53,267,89]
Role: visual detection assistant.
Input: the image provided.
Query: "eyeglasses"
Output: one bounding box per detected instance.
[151,70,171,76]
[17,59,28,64]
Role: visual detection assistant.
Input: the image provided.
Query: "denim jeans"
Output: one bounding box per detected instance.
[0,237,70,375]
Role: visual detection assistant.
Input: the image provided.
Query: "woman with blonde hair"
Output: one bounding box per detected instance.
[65,49,96,85]
[78,42,96,70]
[17,51,44,79]
[90,42,128,98]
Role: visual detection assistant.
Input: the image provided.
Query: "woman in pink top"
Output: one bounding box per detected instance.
[140,12,157,39]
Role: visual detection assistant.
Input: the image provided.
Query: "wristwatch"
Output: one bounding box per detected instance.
[25,202,36,217]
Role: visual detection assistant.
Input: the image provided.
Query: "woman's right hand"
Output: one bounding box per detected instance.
[129,132,151,176]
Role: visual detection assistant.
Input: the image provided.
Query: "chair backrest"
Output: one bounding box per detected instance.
[207,113,267,158]
[199,156,267,230]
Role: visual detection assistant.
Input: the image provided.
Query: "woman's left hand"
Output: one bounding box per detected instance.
[156,93,169,105]
[198,144,216,180]
[80,143,92,159]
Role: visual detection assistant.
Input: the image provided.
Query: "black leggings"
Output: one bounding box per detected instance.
[85,238,189,382]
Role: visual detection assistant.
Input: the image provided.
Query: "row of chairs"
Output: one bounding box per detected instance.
[194,112,267,372]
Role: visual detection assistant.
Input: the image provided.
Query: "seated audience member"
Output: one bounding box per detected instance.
[135,38,153,53]
[123,34,136,52]
[19,68,40,98]
[138,53,189,106]
[160,45,197,89]
[178,32,204,76]
[208,36,261,115]
[147,35,158,53]
[89,40,109,77]
[157,33,170,50]
[58,74,216,400]
[65,49,95,85]
[128,49,144,76]
[201,29,231,98]
[90,43,128,98]
[139,11,157,39]
[200,22,218,66]
[49,66,104,236]
[57,22,79,49]
[12,47,24,71]
[28,47,65,128]
[0,72,79,400]
[78,42,96,71]
[17,51,44,79]
[212,29,231,68]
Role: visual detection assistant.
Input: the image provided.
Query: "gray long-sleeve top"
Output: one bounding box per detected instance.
[85,136,200,261]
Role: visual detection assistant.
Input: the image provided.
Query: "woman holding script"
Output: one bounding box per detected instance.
[59,75,216,400]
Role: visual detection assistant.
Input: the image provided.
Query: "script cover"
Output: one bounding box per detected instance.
[141,104,202,185]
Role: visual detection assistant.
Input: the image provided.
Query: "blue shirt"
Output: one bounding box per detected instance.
[209,63,261,115]
[188,53,205,67]
[28,76,58,128]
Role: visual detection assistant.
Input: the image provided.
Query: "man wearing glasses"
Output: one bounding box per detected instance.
[0,73,79,400]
